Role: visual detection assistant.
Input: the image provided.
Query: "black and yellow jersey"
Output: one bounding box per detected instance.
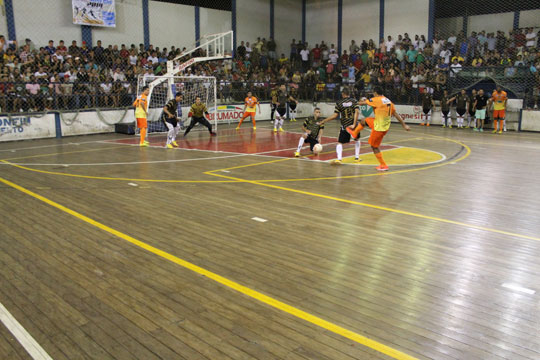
[303,116,324,138]
[334,97,359,127]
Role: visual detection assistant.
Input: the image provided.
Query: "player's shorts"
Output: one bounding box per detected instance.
[493,109,506,119]
[422,108,431,115]
[475,109,486,120]
[338,126,359,143]
[469,108,475,116]
[304,135,319,150]
[161,114,178,127]
[288,102,297,111]
[369,129,388,148]
[276,107,286,117]
[442,110,450,117]
[136,117,147,129]
[242,111,256,119]
[456,108,466,116]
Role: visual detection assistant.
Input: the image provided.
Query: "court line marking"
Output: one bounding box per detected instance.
[501,283,536,295]
[205,171,540,243]
[0,145,129,162]
[338,147,448,167]
[0,302,53,360]
[0,176,418,360]
[251,217,268,223]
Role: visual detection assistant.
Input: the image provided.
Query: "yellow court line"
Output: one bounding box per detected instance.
[0,176,418,360]
[1,145,129,162]
[207,171,540,243]
[1,161,239,183]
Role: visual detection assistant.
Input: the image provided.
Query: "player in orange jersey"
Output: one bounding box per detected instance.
[490,85,507,134]
[133,86,150,146]
[236,91,261,130]
[347,87,410,171]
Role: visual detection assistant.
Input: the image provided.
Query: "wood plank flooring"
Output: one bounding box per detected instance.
[0,121,539,359]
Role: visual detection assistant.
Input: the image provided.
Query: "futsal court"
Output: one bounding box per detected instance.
[1,120,539,360]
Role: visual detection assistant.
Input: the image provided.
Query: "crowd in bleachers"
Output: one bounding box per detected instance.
[0,27,539,114]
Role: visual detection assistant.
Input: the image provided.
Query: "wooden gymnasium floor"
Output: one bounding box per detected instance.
[0,119,539,360]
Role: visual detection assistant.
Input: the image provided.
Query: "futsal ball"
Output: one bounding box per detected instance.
[313,144,323,154]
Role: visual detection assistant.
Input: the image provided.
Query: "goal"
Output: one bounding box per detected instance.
[136,75,217,134]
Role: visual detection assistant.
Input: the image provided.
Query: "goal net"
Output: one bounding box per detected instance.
[136,75,217,134]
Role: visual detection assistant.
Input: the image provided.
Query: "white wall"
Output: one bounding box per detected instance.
[384,0,429,40]
[200,8,231,38]
[237,0,269,47]
[149,1,194,50]
[13,0,81,47]
[468,12,514,35]
[342,0,379,51]
[274,0,302,55]
[519,9,540,29]
[434,17,463,39]
[306,0,338,51]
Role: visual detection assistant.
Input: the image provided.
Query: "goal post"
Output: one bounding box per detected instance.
[136,75,218,134]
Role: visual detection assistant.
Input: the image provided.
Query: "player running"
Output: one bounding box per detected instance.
[183,96,217,137]
[294,107,324,157]
[347,87,410,171]
[133,85,150,147]
[491,85,507,134]
[236,91,260,130]
[161,92,183,148]
[318,87,362,164]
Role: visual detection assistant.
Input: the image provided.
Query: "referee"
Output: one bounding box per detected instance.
[184,96,217,137]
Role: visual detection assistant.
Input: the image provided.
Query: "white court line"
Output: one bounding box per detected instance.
[128,183,138,187]
[501,283,536,295]
[0,302,53,360]
[251,217,268,223]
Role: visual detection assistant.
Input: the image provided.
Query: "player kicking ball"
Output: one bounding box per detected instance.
[347,87,410,171]
[294,107,324,157]
[161,92,183,148]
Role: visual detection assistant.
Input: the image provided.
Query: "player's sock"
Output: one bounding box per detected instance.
[354,140,360,159]
[140,128,147,145]
[375,152,387,166]
[173,125,180,141]
[503,119,507,131]
[297,137,305,152]
[441,115,446,126]
[279,119,284,129]
[251,118,256,127]
[237,117,244,128]
[336,143,343,160]
[274,118,279,129]
[427,113,431,124]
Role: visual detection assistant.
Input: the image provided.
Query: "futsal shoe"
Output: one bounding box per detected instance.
[331,159,342,165]
[253,127,256,130]
[376,165,389,171]
[473,128,478,131]
[442,125,446,128]
[210,132,217,136]
[166,144,173,149]
[492,129,498,133]
[449,125,452,128]
[140,142,149,147]
[273,127,277,132]
[498,130,503,134]
[426,123,430,126]
[420,123,425,126]
[479,128,484,132]
[354,158,362,163]
[294,152,300,157]
[279,127,284,132]
[172,141,179,147]
[235,126,240,130]
[465,125,470,128]
[346,124,363,139]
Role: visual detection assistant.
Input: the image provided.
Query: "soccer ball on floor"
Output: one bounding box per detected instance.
[313,144,323,154]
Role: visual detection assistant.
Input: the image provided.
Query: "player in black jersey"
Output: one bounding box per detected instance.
[440,90,452,128]
[294,107,324,157]
[420,90,435,126]
[274,84,297,132]
[448,89,468,128]
[288,87,299,122]
[160,92,183,148]
[473,89,489,132]
[318,87,361,164]
[467,89,477,129]
[270,87,278,122]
